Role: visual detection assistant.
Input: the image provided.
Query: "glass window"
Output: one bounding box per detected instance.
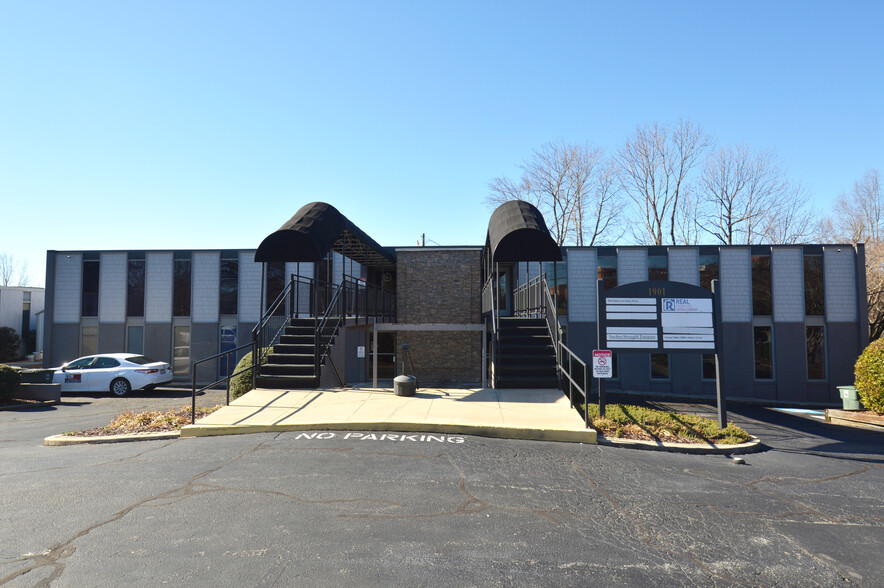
[127,257,145,317]
[544,257,567,316]
[266,262,285,316]
[699,255,719,292]
[173,325,190,376]
[93,357,120,368]
[81,326,98,356]
[650,353,669,379]
[220,251,239,316]
[66,356,96,369]
[173,253,192,317]
[219,325,237,378]
[611,353,618,379]
[804,256,824,316]
[128,355,161,365]
[81,260,100,317]
[127,325,144,355]
[648,254,668,281]
[597,254,617,292]
[806,326,826,380]
[23,291,31,302]
[702,353,716,379]
[752,256,772,316]
[754,326,773,379]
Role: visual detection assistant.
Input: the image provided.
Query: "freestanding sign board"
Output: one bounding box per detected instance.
[596,280,727,427]
[592,350,612,379]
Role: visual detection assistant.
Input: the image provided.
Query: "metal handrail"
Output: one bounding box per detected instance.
[559,342,590,429]
[315,281,345,385]
[190,341,254,424]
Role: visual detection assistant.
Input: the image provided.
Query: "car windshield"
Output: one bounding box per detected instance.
[127,355,162,365]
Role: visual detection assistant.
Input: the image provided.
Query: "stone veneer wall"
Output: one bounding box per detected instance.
[395,249,483,384]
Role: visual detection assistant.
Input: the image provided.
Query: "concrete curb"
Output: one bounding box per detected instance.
[596,435,762,455]
[180,421,598,444]
[44,431,180,446]
[1,400,60,411]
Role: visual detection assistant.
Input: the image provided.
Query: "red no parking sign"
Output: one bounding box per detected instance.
[592,349,612,379]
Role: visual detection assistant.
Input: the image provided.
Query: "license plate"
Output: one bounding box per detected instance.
[160,369,167,374]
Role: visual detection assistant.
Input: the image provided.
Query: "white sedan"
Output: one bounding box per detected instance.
[53,353,174,396]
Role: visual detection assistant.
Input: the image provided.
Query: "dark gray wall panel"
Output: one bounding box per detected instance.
[145,323,172,365]
[671,352,702,396]
[774,323,805,402]
[98,324,125,354]
[828,322,861,403]
[43,252,57,367]
[191,323,219,383]
[721,323,754,398]
[50,324,79,366]
[343,327,369,384]
[619,352,650,392]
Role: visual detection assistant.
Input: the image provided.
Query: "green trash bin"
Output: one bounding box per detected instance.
[838,386,862,410]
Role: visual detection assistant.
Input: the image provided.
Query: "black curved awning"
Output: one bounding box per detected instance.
[255,202,395,265]
[485,200,562,262]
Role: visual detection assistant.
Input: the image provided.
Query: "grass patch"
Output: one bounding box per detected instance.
[579,402,751,445]
[66,405,222,437]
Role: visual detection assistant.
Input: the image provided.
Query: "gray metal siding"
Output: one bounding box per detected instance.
[50,324,80,366]
[98,324,125,354]
[144,323,172,365]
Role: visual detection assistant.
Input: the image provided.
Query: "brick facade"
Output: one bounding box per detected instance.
[396,249,483,384]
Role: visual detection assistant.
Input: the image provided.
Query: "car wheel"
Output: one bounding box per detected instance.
[110,378,131,397]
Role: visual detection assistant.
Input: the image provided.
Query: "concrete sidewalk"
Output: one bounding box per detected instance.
[181,386,597,443]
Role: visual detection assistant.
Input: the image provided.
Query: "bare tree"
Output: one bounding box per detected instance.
[823,169,884,340]
[617,120,710,245]
[698,145,816,244]
[487,140,621,246]
[0,254,30,287]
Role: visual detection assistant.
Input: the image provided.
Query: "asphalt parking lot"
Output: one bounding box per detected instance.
[1,389,882,587]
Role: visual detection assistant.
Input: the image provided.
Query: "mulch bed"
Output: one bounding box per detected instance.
[67,406,221,437]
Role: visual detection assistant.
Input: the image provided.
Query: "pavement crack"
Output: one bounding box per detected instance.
[0,440,266,587]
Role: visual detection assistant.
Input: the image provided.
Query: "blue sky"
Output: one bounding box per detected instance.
[2,1,882,286]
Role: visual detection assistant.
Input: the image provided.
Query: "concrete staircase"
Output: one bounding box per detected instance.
[256,318,337,389]
[494,317,559,389]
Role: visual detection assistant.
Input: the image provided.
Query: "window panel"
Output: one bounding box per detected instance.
[127,258,145,317]
[806,326,826,380]
[219,255,238,315]
[699,255,719,292]
[173,257,192,317]
[173,326,190,376]
[81,260,100,317]
[648,255,668,281]
[650,353,669,379]
[752,256,772,316]
[804,256,824,316]
[702,353,716,380]
[81,326,98,356]
[754,326,773,379]
[597,255,617,292]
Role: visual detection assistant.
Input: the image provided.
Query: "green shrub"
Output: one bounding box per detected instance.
[0,327,21,362]
[854,339,884,414]
[229,347,272,400]
[0,364,22,403]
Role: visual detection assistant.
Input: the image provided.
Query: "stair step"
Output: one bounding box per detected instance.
[280,334,315,345]
[495,364,558,377]
[261,364,315,376]
[494,376,559,389]
[265,353,315,365]
[273,346,315,357]
[256,375,319,389]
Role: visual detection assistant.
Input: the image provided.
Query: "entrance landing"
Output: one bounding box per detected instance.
[181,387,596,444]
